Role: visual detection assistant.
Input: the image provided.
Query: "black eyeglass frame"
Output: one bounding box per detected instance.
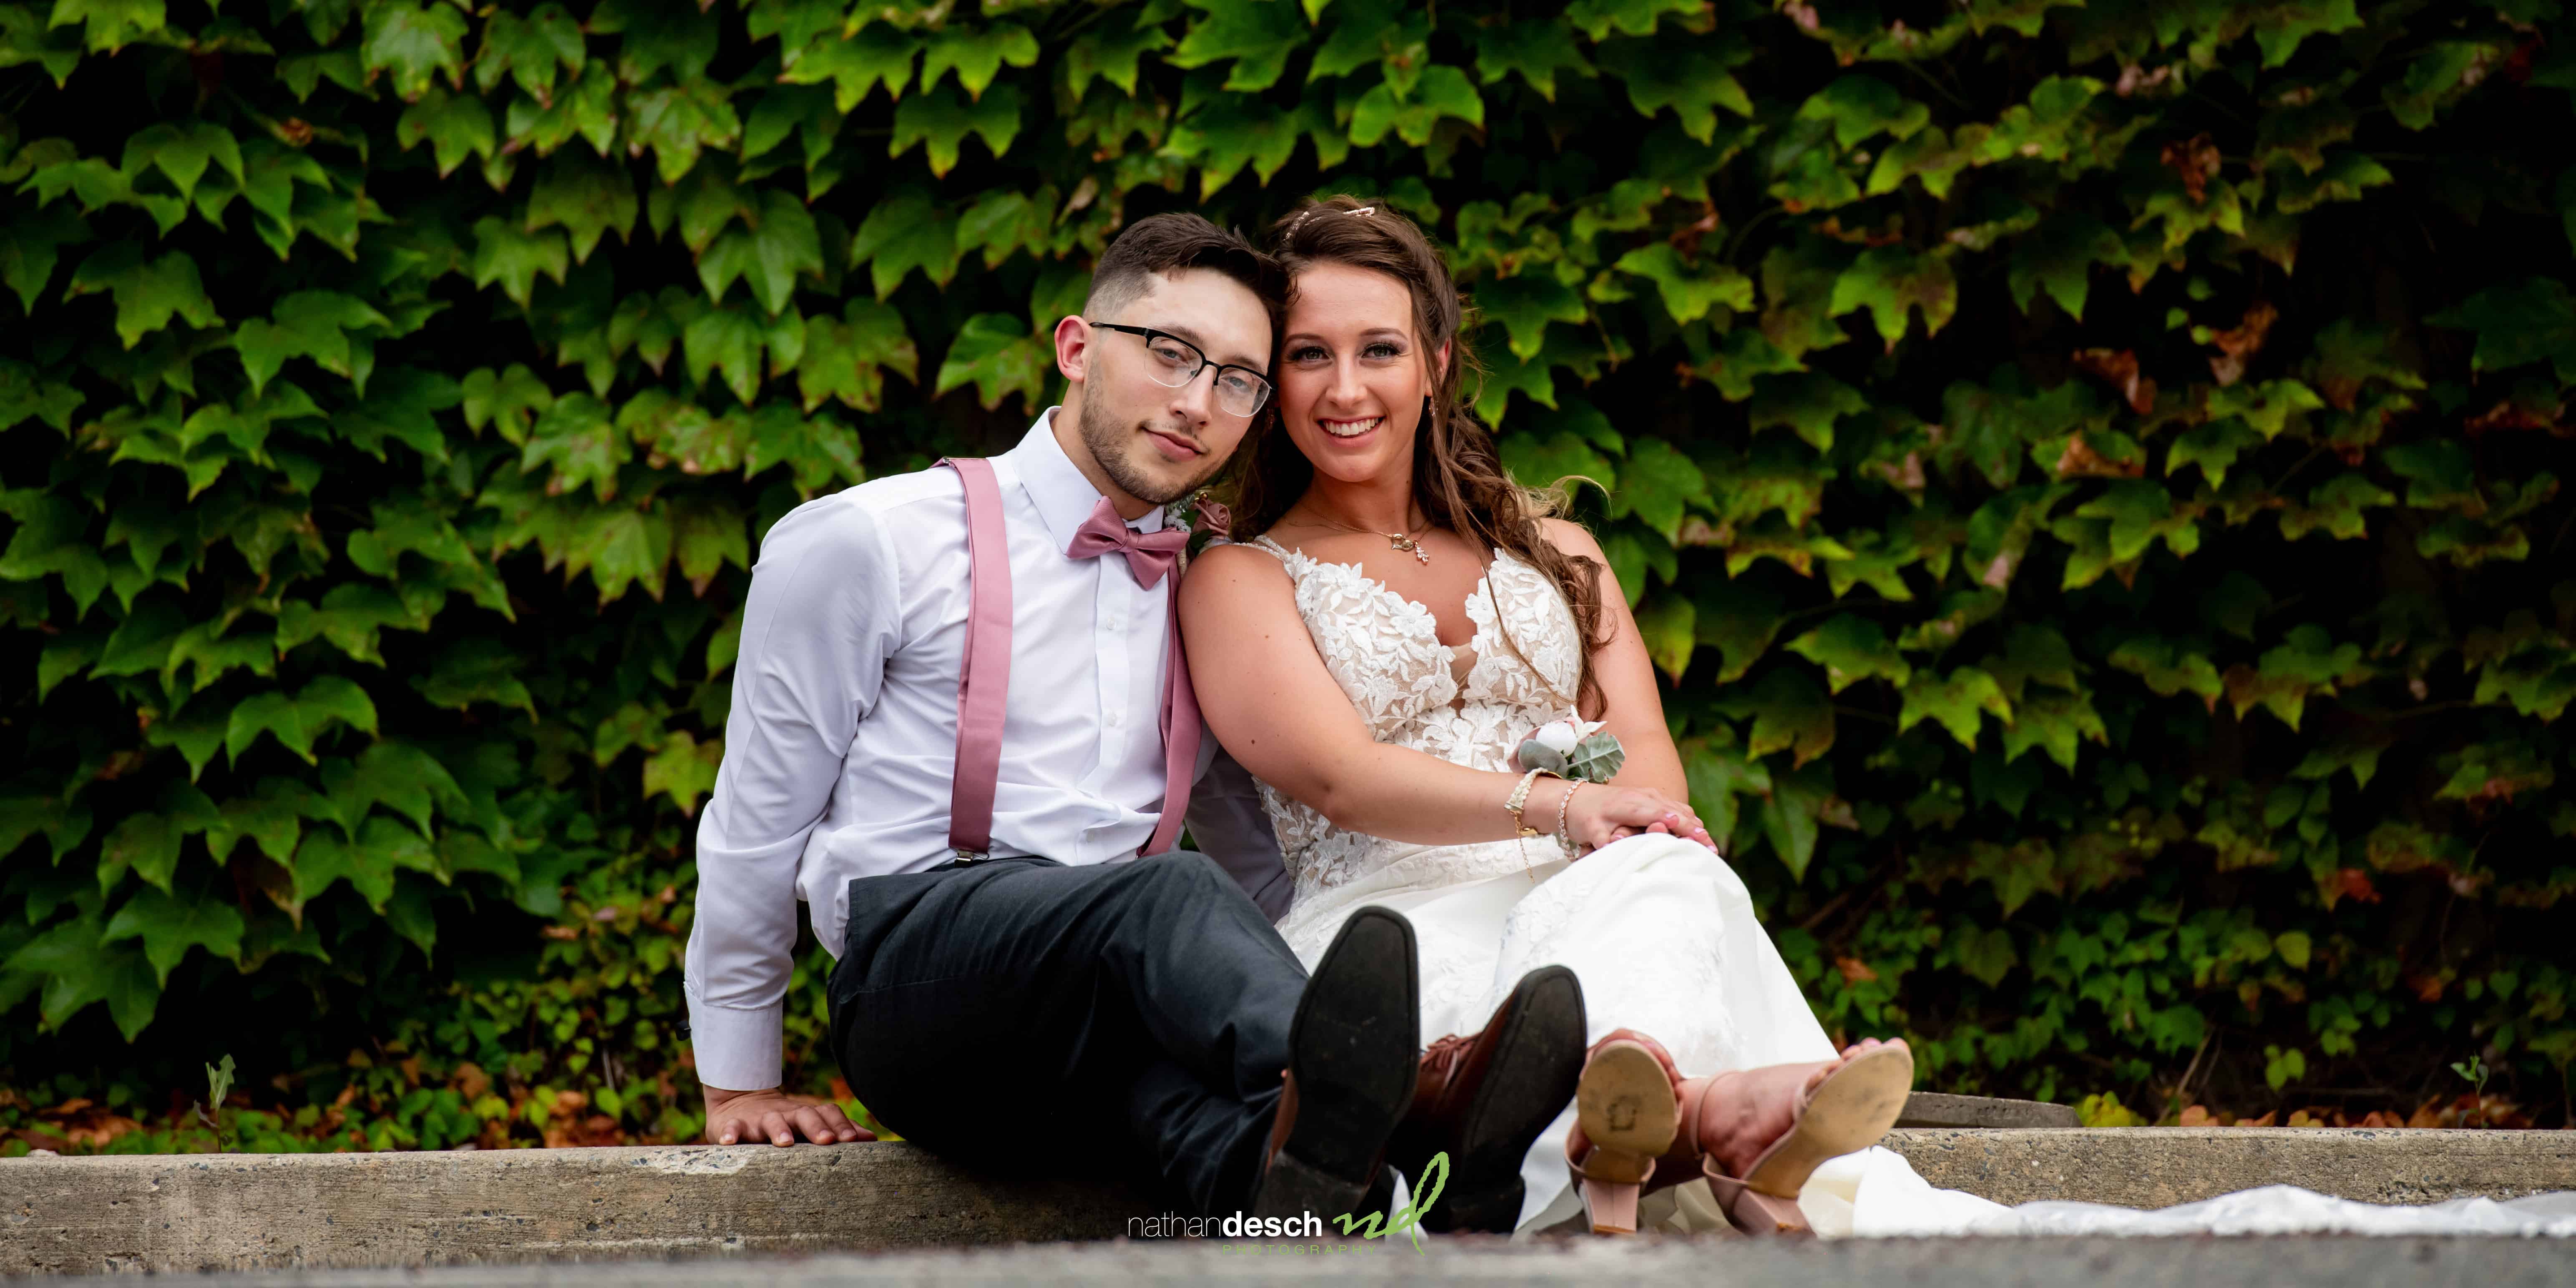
[1085,321,1275,416]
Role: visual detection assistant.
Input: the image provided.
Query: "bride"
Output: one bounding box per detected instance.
[1178,196,1916,1238]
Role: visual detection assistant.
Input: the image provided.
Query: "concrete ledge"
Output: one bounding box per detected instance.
[1895,1092,2079,1130]
[3,1130,2571,1276]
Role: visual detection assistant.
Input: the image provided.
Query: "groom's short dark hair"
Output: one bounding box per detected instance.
[1084,213,1283,324]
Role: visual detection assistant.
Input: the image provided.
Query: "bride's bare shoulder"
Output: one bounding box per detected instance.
[1534,516,1610,562]
[1179,541,1296,614]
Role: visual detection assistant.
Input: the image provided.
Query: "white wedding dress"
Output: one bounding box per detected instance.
[1233,535,2574,1240]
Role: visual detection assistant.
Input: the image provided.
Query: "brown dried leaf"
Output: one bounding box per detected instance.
[2206,300,2277,386]
[1836,956,1880,984]
[2159,133,2221,203]
[2054,432,2148,480]
[2116,64,2173,97]
[2073,348,2158,414]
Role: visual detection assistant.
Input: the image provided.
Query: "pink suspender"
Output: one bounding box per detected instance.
[941,458,1014,860]
[938,458,1198,861]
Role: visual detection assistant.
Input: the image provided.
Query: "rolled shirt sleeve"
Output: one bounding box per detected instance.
[684,497,898,1091]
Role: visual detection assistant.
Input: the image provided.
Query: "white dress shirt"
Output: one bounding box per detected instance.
[684,410,1178,1090]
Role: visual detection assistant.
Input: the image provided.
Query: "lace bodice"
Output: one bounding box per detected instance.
[1240,536,1584,903]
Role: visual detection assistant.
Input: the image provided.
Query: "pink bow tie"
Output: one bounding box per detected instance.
[1067,498,1189,587]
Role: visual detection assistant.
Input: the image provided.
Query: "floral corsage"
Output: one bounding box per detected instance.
[1515,718,1625,783]
[1166,488,1232,570]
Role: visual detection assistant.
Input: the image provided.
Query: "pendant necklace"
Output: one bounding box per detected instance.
[1309,512,1433,565]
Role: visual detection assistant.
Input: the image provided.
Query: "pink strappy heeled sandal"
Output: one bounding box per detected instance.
[1563,1034,1679,1235]
[1687,1043,1915,1238]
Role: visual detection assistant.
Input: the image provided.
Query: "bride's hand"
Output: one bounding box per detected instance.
[1560,784,1716,855]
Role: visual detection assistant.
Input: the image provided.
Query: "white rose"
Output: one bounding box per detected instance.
[1532,720,1581,753]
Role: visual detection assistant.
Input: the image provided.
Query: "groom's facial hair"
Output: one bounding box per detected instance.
[1069,400,1229,506]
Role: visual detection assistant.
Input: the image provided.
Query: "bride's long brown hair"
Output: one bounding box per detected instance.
[1229,195,1610,718]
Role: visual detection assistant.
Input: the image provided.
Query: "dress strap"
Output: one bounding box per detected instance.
[1245,535,1298,563]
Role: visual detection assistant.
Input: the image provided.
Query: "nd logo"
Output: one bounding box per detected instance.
[1331,1150,1448,1245]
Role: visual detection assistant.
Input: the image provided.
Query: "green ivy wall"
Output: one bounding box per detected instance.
[4,0,2573,1148]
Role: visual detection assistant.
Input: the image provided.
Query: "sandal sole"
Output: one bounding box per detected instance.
[1739,1044,1914,1199]
[1573,1039,1677,1173]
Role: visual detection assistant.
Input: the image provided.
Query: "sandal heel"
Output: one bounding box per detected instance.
[1579,1166,1643,1235]
[1565,1036,1680,1237]
[1705,1174,1811,1238]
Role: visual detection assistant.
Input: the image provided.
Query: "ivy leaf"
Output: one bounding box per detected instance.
[1740,666,1835,767]
[412,636,539,713]
[1787,614,1913,694]
[1633,591,1696,681]
[798,298,918,413]
[1612,438,1706,543]
[891,80,1020,176]
[2107,637,2224,707]
[1999,688,2106,771]
[1897,666,2012,750]
[1476,272,1587,362]
[1348,65,1487,148]
[2273,149,2393,215]
[2278,473,2396,542]
[2427,278,2576,386]
[1167,0,1308,92]
[1682,734,1771,856]
[920,21,1039,100]
[2007,214,2121,321]
[699,189,822,315]
[232,291,392,396]
[1614,243,1752,326]
[1065,13,1175,97]
[1796,75,1930,149]
[2,4,85,81]
[477,3,587,103]
[849,188,961,299]
[1758,763,1835,882]
[275,584,420,665]
[1165,98,1325,196]
[360,0,468,102]
[1563,0,1705,40]
[624,80,744,184]
[1691,579,1784,684]
[1498,429,1615,495]
[469,216,569,309]
[460,363,556,445]
[1829,245,1957,352]
[743,404,865,494]
[1749,372,1868,454]
[644,730,725,815]
[1594,38,1752,144]
[393,86,495,179]
[779,24,921,111]
[224,675,380,765]
[521,392,626,498]
[525,154,638,264]
[502,61,620,160]
[1474,19,1594,100]
[684,306,769,405]
[290,815,439,912]
[8,917,160,1039]
[204,778,314,867]
[2383,40,2501,130]
[935,313,1050,413]
[118,120,244,204]
[63,242,222,349]
[103,885,244,984]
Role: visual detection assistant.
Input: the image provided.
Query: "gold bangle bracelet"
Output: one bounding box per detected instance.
[1505,767,1559,837]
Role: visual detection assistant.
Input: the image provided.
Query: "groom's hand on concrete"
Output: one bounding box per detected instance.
[702,1085,873,1146]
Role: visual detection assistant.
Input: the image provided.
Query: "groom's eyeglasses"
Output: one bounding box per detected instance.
[1087,322,1274,418]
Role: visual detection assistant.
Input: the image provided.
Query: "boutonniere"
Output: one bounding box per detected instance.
[1165,489,1232,571]
[1514,717,1625,783]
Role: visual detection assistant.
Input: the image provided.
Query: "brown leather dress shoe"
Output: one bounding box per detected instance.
[1386,963,1587,1233]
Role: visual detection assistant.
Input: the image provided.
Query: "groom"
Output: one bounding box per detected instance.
[682,213,1579,1225]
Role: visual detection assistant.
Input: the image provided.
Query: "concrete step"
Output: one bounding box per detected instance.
[3,1129,2571,1276]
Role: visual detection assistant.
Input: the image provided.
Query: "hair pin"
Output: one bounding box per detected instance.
[1347,206,1376,216]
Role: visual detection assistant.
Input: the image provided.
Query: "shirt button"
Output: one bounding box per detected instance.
[1105,613,1123,630]
[1106,709,1123,727]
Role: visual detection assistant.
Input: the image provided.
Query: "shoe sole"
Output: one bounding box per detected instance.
[1253,907,1419,1223]
[1575,1039,1679,1162]
[1739,1044,1914,1199]
[1420,964,1587,1234]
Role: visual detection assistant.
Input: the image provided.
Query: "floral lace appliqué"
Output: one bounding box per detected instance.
[1243,537,1583,902]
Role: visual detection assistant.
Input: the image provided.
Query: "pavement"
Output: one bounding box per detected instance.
[10,1234,2571,1287]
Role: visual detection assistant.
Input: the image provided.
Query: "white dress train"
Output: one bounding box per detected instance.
[1235,535,2568,1238]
